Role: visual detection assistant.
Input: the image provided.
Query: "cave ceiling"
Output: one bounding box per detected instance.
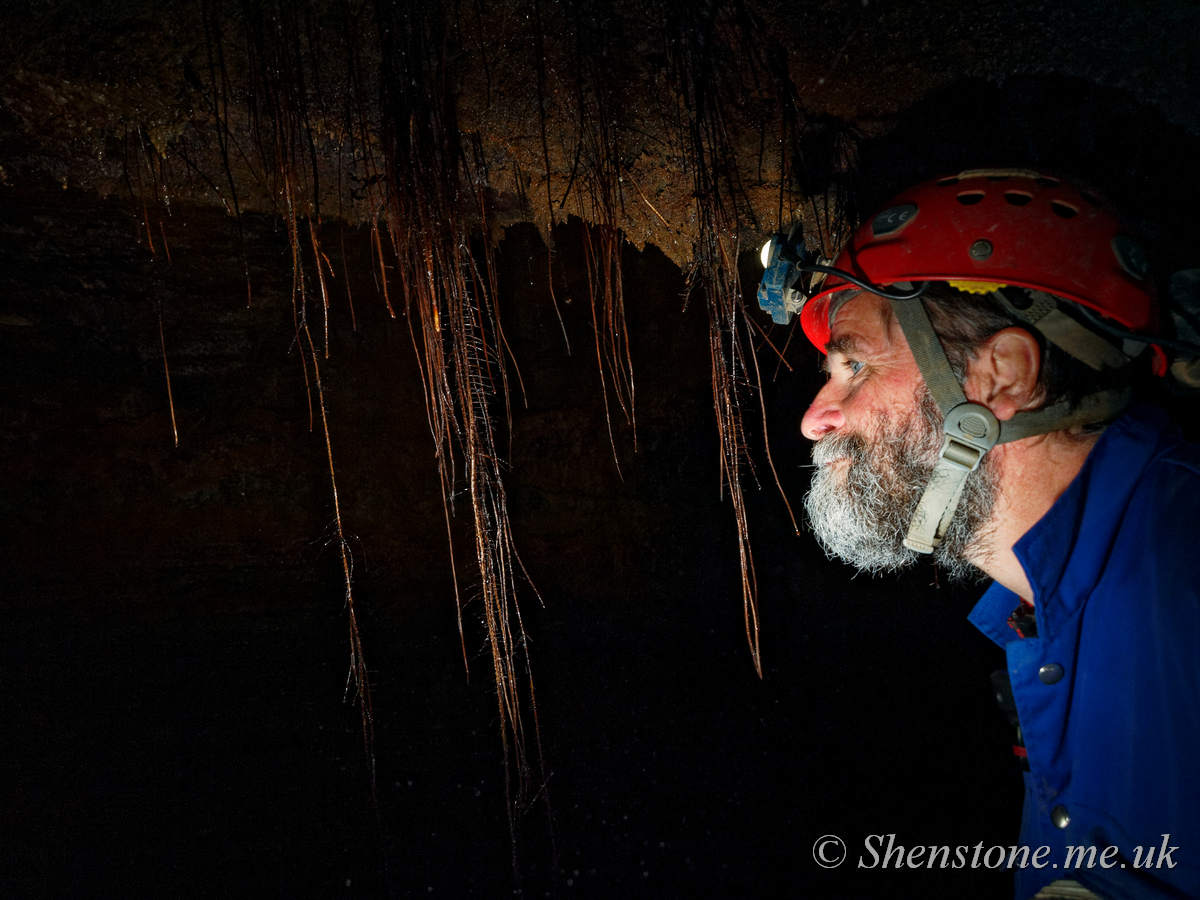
[4,0,1199,266]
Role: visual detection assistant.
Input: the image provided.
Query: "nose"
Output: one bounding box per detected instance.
[801,382,845,440]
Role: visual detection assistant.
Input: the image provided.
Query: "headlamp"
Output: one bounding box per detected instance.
[755,230,809,325]
[756,223,931,328]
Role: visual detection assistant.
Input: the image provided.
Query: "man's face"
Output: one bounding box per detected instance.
[800,294,995,580]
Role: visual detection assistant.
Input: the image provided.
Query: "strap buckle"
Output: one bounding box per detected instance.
[941,402,1001,469]
[903,402,999,554]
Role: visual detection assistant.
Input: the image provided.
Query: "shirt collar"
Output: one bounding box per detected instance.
[969,403,1172,647]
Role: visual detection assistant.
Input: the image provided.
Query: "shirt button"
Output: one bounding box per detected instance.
[1039,663,1065,684]
[1051,805,1070,829]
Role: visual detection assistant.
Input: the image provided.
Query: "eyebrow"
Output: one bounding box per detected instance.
[818,335,859,373]
[824,335,860,357]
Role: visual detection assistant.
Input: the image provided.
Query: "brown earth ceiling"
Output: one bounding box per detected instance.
[4,0,1200,264]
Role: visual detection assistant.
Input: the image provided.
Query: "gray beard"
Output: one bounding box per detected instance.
[803,388,996,583]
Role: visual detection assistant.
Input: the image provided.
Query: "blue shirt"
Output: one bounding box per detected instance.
[969,404,1200,900]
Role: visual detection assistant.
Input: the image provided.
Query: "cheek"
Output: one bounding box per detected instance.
[872,366,927,419]
[841,377,914,431]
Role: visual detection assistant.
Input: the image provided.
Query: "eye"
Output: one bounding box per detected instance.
[845,359,865,376]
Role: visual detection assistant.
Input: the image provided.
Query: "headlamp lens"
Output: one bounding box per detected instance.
[760,238,775,269]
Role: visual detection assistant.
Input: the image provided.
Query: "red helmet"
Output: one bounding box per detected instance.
[801,168,1159,354]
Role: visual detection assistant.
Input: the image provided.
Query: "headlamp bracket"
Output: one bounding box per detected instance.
[756,227,814,325]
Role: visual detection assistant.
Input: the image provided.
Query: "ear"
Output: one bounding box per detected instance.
[965,327,1042,421]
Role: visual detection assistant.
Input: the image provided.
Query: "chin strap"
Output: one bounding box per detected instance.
[890,297,1131,554]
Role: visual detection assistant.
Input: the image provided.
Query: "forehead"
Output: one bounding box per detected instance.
[825,293,896,353]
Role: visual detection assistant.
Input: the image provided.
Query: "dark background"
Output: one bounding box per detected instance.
[1,164,1022,898]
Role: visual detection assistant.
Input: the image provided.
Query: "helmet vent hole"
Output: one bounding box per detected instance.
[1051,200,1078,219]
[936,176,960,186]
[1080,191,1101,206]
[1005,192,1033,206]
[956,191,985,206]
[1036,176,1061,188]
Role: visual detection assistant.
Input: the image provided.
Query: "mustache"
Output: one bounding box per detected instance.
[811,429,869,467]
[810,387,944,472]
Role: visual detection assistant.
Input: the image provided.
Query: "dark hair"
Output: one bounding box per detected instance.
[917,282,1135,424]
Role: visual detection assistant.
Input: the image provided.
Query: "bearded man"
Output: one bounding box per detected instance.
[760,169,1200,900]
